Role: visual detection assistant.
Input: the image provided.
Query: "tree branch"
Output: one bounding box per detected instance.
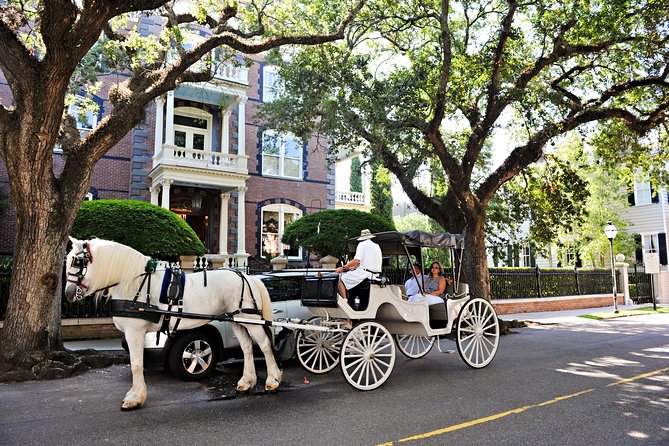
[427,0,451,134]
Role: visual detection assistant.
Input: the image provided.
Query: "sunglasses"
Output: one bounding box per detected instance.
[430,265,440,269]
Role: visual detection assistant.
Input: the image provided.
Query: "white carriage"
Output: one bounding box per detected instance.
[295,230,500,391]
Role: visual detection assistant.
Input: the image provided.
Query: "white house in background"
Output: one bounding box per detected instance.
[334,150,372,211]
[622,179,669,303]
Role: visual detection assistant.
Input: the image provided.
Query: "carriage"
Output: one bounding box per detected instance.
[65,230,498,409]
[293,230,500,390]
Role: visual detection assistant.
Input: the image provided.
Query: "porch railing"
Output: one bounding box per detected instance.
[155,145,248,174]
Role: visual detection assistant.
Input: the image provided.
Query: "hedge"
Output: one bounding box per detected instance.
[71,200,205,261]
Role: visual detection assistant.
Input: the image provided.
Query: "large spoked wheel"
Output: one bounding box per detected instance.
[340,321,396,391]
[394,334,435,359]
[456,298,500,369]
[296,317,344,374]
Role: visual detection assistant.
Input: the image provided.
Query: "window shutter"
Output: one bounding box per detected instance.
[659,233,667,265]
[628,185,635,205]
[529,247,536,267]
[634,234,643,263]
[651,185,659,203]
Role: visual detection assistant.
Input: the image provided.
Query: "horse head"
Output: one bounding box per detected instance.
[64,237,94,303]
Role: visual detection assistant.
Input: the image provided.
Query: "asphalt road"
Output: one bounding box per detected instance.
[1,313,668,446]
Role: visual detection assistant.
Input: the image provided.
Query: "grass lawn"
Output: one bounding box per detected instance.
[580,305,669,320]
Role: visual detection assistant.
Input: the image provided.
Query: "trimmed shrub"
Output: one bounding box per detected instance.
[282,209,395,260]
[71,200,205,260]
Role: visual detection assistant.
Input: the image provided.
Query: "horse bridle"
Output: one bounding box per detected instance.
[67,242,93,301]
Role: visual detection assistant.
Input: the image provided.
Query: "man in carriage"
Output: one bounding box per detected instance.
[335,229,383,305]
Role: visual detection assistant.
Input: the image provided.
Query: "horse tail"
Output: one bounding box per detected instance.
[248,275,273,323]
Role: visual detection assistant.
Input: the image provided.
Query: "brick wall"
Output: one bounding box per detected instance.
[493,294,623,315]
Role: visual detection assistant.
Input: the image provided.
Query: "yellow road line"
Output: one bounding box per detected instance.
[378,367,669,446]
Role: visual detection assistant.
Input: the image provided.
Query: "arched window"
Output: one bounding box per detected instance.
[260,204,302,259]
[173,106,212,151]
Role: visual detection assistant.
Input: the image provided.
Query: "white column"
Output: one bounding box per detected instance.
[219,193,230,255]
[221,109,231,154]
[235,186,247,255]
[150,186,160,206]
[165,91,175,145]
[154,96,165,156]
[160,179,173,210]
[237,98,246,156]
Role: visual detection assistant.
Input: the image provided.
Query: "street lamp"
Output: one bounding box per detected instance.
[604,221,619,313]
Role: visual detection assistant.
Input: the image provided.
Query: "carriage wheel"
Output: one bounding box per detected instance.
[456,298,499,369]
[340,321,396,391]
[394,334,435,359]
[296,317,343,374]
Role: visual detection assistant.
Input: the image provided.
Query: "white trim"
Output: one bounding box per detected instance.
[260,203,302,260]
[173,106,212,151]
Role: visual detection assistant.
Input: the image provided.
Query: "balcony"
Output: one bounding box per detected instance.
[154,144,248,175]
[335,191,371,211]
[336,191,365,205]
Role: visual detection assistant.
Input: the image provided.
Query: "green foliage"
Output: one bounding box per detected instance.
[260,0,669,297]
[349,156,363,193]
[394,213,451,267]
[370,163,394,224]
[71,200,205,261]
[281,209,395,260]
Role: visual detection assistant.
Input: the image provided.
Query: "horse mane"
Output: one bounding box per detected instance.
[87,239,150,299]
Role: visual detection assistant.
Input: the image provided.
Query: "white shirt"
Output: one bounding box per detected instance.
[405,274,423,297]
[341,239,382,290]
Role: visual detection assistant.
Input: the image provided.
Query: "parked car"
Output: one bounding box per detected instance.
[122,269,333,380]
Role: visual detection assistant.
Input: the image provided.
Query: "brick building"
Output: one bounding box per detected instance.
[0,15,334,265]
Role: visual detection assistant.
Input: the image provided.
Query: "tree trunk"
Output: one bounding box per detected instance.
[0,106,85,365]
[462,219,491,301]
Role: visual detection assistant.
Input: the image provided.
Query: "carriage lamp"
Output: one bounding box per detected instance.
[604,221,619,313]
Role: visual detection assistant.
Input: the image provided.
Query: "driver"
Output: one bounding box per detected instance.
[335,229,382,304]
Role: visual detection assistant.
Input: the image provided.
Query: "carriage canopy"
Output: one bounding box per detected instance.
[347,230,465,256]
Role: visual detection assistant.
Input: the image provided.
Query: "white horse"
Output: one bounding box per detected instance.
[64,237,281,411]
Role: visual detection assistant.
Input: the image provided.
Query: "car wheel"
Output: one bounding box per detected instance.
[168,331,220,381]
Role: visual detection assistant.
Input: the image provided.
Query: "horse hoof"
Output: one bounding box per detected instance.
[236,385,251,394]
[265,383,280,393]
[121,402,143,411]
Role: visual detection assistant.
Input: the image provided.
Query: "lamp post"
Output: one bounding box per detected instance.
[604,221,619,313]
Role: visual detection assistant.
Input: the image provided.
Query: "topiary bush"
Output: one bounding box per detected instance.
[71,200,205,261]
[282,209,395,260]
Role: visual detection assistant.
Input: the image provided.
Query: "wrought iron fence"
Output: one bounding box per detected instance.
[629,264,653,304]
[489,267,618,300]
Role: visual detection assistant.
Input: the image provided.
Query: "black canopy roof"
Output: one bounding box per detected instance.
[347,230,465,256]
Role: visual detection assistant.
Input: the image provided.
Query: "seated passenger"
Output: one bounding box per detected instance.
[425,261,453,301]
[405,263,443,305]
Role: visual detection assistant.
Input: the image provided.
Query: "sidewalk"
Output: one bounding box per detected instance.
[500,303,663,324]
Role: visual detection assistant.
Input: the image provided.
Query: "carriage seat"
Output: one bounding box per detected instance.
[346,278,370,311]
[429,282,469,329]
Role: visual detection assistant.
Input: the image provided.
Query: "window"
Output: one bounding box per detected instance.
[173,107,211,151]
[261,204,302,259]
[634,181,652,205]
[261,131,303,179]
[262,66,279,102]
[68,100,98,134]
[521,245,532,267]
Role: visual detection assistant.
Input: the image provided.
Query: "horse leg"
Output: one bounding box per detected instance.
[245,325,282,392]
[229,323,257,392]
[120,325,148,410]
